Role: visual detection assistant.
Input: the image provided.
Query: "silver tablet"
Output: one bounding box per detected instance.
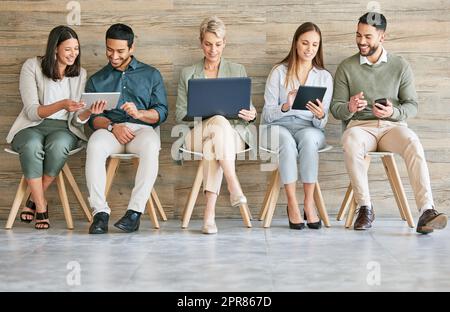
[81,92,121,110]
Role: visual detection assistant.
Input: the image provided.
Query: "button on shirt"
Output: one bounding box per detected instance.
[86,57,168,129]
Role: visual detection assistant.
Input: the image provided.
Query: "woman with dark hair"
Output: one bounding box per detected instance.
[261,22,333,230]
[6,25,104,229]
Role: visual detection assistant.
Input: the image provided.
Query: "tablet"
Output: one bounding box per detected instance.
[80,92,121,110]
[292,86,327,110]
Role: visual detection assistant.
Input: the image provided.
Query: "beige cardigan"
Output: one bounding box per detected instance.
[175,58,256,149]
[6,57,88,144]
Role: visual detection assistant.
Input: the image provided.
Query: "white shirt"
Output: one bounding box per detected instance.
[359,47,388,65]
[45,77,70,120]
[261,64,333,129]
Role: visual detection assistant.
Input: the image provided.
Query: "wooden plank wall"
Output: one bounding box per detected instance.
[0,0,449,223]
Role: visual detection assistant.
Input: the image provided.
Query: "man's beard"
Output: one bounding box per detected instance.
[359,44,379,57]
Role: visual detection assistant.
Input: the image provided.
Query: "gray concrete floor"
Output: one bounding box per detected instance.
[1,217,449,292]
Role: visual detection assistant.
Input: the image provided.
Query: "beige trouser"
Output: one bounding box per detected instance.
[185,115,245,195]
[342,120,434,211]
[86,123,160,215]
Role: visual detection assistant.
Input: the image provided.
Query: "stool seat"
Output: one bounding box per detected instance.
[5,146,85,157]
[259,144,333,155]
[109,153,140,160]
[4,146,92,229]
[258,145,333,228]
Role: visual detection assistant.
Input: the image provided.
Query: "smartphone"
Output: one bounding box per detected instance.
[375,98,387,106]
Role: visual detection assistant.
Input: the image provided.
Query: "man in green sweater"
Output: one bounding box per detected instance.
[330,12,447,234]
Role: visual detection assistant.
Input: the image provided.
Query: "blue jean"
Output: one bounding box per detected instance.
[262,116,325,184]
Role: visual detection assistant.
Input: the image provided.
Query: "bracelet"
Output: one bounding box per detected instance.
[315,113,325,120]
[281,104,290,113]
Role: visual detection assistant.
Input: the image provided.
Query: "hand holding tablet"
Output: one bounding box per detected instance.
[80,92,121,111]
[292,86,327,110]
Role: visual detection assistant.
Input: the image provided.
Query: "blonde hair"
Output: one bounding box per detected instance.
[199,16,226,41]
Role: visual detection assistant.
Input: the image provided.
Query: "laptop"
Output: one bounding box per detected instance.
[292,86,327,110]
[182,77,251,121]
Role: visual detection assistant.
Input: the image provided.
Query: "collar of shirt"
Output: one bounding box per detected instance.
[359,47,387,66]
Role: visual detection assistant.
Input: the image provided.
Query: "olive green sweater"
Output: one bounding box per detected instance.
[330,52,418,126]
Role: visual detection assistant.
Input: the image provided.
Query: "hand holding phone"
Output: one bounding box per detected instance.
[375,98,387,107]
[373,98,393,119]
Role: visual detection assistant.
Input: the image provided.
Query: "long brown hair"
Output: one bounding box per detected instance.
[41,26,81,81]
[278,22,325,89]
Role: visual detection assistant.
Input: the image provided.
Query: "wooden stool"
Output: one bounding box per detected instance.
[179,146,253,229]
[105,153,166,229]
[336,152,415,228]
[5,147,92,230]
[258,145,333,228]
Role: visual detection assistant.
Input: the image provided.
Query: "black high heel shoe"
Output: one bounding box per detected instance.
[287,206,305,230]
[304,211,322,229]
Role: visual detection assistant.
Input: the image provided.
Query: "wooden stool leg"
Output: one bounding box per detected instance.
[56,172,73,230]
[381,156,406,221]
[245,203,253,221]
[105,158,120,198]
[345,195,357,228]
[240,203,252,228]
[5,176,28,229]
[62,164,92,222]
[259,169,279,221]
[181,161,204,229]
[263,169,281,228]
[337,184,353,221]
[383,155,414,227]
[151,189,167,221]
[314,182,330,227]
[146,195,160,229]
[235,177,252,226]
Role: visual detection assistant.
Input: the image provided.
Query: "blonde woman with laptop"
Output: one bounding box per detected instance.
[176,16,257,234]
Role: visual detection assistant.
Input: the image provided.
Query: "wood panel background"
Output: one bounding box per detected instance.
[0,0,449,224]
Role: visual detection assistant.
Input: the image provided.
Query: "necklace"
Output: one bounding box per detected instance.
[204,60,220,71]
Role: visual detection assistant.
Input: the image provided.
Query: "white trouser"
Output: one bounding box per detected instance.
[85,123,160,215]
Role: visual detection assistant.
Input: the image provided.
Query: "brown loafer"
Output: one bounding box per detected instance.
[354,205,375,230]
[416,209,447,234]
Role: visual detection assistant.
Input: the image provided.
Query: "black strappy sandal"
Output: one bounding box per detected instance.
[20,196,36,223]
[35,207,50,230]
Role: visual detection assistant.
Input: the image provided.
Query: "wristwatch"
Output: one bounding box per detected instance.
[107,122,115,132]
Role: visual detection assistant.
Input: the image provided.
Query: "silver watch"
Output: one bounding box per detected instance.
[107,123,114,132]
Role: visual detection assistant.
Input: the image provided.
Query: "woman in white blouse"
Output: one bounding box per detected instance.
[6,26,104,229]
[261,22,333,230]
